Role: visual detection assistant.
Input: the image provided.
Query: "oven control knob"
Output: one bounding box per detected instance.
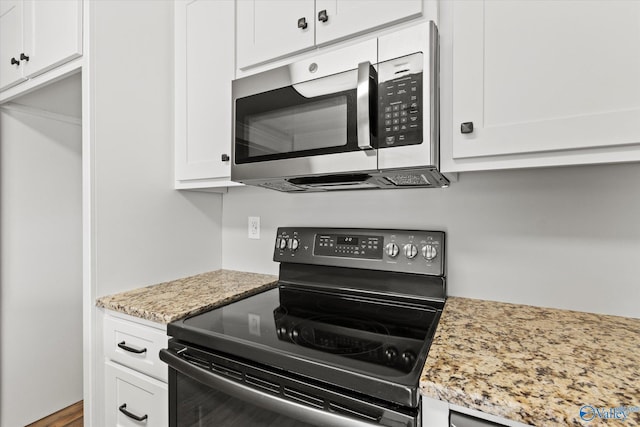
[278,237,287,250]
[403,244,418,259]
[288,238,299,251]
[401,351,417,368]
[383,347,398,364]
[290,328,300,341]
[385,243,399,258]
[422,244,437,261]
[277,326,288,339]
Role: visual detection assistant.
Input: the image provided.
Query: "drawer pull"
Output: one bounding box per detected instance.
[117,341,147,354]
[119,403,148,422]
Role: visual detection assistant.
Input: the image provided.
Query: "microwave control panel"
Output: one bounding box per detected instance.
[377,52,424,148]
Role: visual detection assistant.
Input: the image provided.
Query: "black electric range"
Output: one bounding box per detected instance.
[161,227,446,427]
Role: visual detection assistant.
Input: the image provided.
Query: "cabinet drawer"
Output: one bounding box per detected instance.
[104,315,168,382]
[105,361,168,427]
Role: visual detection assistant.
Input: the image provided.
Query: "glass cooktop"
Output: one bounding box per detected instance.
[168,285,441,392]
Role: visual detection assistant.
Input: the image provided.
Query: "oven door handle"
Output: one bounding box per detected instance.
[159,348,382,427]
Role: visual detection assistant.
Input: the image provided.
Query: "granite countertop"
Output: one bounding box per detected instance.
[96,269,278,324]
[97,271,639,425]
[420,297,640,426]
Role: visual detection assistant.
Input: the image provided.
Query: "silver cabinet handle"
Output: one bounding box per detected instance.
[357,61,375,150]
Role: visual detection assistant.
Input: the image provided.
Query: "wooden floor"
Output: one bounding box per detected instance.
[26,401,83,427]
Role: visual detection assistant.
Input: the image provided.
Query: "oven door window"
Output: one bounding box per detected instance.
[235,69,371,164]
[173,371,319,427]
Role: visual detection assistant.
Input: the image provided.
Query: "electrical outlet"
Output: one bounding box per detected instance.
[248,313,261,336]
[248,216,260,239]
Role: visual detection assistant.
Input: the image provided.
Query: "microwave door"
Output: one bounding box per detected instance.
[232,65,378,183]
[292,62,376,150]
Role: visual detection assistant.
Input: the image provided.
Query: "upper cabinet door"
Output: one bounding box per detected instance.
[452,0,640,160]
[0,0,81,94]
[0,1,25,91]
[175,0,240,188]
[315,0,422,45]
[237,0,315,69]
[22,0,82,79]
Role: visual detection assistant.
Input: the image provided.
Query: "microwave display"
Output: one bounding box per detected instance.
[315,234,383,259]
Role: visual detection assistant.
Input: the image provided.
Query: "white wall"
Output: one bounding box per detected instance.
[221,162,640,319]
[90,1,223,298]
[0,100,82,425]
[87,1,223,424]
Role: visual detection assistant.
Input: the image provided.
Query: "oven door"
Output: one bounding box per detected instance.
[232,40,379,184]
[160,347,420,427]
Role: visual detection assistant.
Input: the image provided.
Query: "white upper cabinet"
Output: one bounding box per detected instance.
[174,0,241,190]
[448,0,640,170]
[236,0,315,69]
[0,0,82,92]
[23,0,82,78]
[314,0,422,45]
[237,0,422,70]
[0,1,25,90]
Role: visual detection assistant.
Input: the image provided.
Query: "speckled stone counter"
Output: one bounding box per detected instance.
[420,297,640,426]
[96,269,278,324]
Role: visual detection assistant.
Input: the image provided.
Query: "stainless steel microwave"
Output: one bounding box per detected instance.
[231,21,449,192]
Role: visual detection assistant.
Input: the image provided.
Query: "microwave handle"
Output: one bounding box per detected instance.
[357,61,374,150]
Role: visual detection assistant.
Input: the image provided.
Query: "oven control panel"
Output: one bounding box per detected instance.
[274,227,444,276]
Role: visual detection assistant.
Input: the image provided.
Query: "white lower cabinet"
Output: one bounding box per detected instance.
[422,396,450,427]
[422,396,531,427]
[105,361,168,427]
[103,314,168,382]
[104,311,168,427]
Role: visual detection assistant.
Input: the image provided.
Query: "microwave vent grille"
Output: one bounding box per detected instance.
[259,181,303,192]
[384,174,431,186]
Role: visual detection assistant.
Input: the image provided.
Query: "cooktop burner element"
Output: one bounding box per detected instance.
[272,286,437,373]
[164,227,446,425]
[286,315,389,356]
